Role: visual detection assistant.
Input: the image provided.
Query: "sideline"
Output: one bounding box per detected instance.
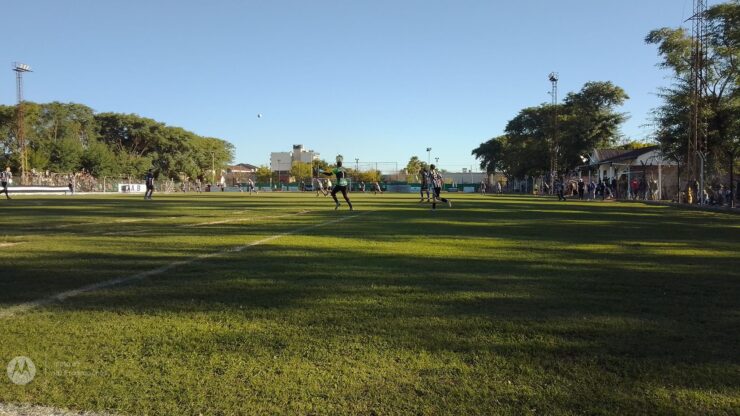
[0,402,118,416]
[0,242,23,248]
[0,211,370,319]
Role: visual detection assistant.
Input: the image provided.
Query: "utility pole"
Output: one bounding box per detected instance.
[687,0,708,203]
[548,72,559,195]
[12,62,32,185]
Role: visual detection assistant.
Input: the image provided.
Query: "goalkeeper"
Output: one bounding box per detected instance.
[321,158,353,211]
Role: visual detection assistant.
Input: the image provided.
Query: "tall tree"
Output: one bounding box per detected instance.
[405,156,427,180]
[471,137,505,174]
[472,82,628,180]
[255,166,272,183]
[646,0,739,185]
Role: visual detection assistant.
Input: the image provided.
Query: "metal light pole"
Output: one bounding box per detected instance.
[426,147,432,165]
[435,157,439,166]
[355,158,359,171]
[13,62,32,185]
[697,151,706,205]
[548,72,559,195]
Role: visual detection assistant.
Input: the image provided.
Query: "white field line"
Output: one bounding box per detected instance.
[0,402,119,416]
[0,212,368,319]
[0,242,23,248]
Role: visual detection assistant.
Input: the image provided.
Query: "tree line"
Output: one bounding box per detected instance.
[472,0,738,186]
[0,102,234,180]
[471,81,629,179]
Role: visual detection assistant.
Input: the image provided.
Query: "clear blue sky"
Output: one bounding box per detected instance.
[3,0,715,172]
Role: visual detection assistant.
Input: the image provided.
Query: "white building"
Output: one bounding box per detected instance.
[292,144,320,164]
[270,152,292,172]
[270,144,320,172]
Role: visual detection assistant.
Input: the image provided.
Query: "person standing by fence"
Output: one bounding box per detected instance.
[1,167,11,200]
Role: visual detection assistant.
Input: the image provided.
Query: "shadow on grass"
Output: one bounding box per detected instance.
[2,194,739,413]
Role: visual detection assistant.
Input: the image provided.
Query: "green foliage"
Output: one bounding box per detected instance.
[354,169,381,183]
[26,148,50,172]
[290,161,313,181]
[405,156,428,179]
[616,140,653,150]
[646,0,740,177]
[255,165,272,183]
[312,159,329,172]
[471,136,504,174]
[472,82,629,178]
[81,140,118,177]
[0,102,235,178]
[48,137,83,172]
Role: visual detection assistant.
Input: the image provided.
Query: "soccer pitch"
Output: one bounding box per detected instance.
[1,193,738,415]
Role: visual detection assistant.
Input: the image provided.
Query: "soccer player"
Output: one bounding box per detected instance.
[248,178,256,195]
[321,161,353,210]
[429,164,451,210]
[419,167,431,202]
[315,177,327,196]
[144,169,154,200]
[1,167,11,200]
[372,181,383,194]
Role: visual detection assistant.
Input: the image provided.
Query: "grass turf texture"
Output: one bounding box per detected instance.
[0,193,738,415]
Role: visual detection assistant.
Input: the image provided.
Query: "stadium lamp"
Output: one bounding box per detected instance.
[13,62,32,73]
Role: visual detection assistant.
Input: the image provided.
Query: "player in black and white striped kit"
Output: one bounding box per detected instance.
[1,167,11,200]
[429,164,451,210]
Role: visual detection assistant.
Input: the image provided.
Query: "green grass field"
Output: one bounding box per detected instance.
[0,192,738,415]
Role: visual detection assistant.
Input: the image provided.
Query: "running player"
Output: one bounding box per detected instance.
[429,164,451,210]
[372,181,383,194]
[321,160,353,210]
[315,177,327,196]
[1,167,11,200]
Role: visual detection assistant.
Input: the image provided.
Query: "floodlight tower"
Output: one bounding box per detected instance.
[548,72,559,194]
[13,62,32,185]
[687,0,708,203]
